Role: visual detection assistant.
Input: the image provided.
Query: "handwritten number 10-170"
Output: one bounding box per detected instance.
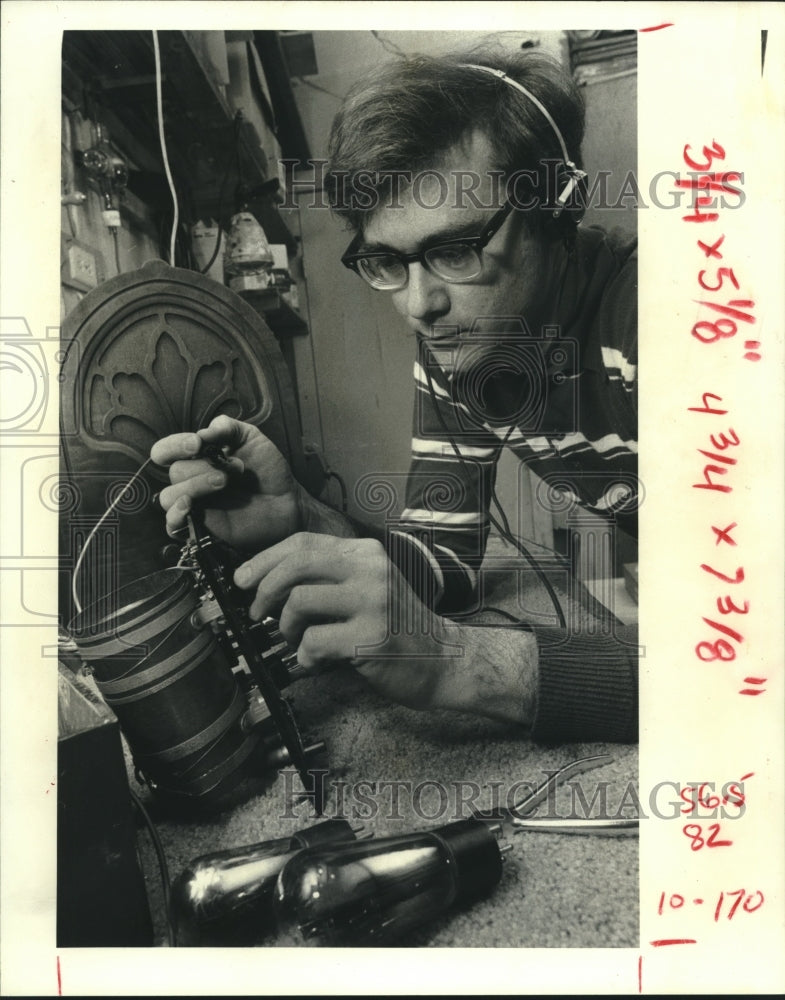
[658,889,764,922]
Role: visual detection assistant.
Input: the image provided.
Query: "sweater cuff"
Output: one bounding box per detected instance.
[530,626,639,744]
[385,530,443,608]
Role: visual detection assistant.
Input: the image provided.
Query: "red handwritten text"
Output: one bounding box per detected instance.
[657,888,765,922]
[688,393,756,680]
[679,142,759,359]
[678,775,751,816]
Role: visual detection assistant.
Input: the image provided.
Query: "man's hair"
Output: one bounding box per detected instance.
[326,48,586,240]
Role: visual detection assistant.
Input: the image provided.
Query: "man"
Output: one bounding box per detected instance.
[151,50,638,744]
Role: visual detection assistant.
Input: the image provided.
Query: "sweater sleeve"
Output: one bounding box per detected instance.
[529,625,638,743]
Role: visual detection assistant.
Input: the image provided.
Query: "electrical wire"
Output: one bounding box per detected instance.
[489,487,567,628]
[112,227,122,275]
[448,604,534,629]
[199,226,224,276]
[294,75,343,101]
[64,204,78,239]
[490,477,514,540]
[489,475,572,572]
[199,114,241,275]
[370,30,408,59]
[474,605,531,625]
[497,527,572,570]
[71,457,154,615]
[152,30,179,267]
[326,469,348,513]
[422,359,567,629]
[129,787,175,947]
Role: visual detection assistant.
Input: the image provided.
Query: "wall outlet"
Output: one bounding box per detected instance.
[63,241,99,291]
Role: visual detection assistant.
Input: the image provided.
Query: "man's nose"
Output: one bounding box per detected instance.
[394,262,450,329]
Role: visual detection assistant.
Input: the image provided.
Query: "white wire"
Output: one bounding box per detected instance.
[152,30,179,266]
[71,458,154,615]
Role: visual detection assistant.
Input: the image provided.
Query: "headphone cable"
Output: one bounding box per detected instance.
[422,356,567,629]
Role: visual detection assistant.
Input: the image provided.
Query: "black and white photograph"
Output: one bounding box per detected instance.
[1,3,783,996]
[57,22,640,947]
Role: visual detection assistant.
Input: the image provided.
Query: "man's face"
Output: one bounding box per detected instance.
[360,131,563,370]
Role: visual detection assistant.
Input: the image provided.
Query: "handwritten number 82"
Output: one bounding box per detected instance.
[682,822,733,850]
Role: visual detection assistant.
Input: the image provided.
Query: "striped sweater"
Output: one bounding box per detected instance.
[385,226,639,742]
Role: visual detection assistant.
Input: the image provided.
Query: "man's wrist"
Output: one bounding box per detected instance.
[435,623,538,728]
[296,484,356,538]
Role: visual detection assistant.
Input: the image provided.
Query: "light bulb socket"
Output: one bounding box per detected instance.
[431,819,504,905]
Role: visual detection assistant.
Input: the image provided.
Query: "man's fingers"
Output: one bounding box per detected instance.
[234,533,342,589]
[159,473,229,537]
[150,432,201,467]
[150,418,252,468]
[168,458,213,485]
[197,415,250,450]
[164,495,192,538]
[276,584,354,644]
[296,622,354,671]
[158,467,229,513]
[246,549,350,620]
[168,456,243,486]
[235,534,379,592]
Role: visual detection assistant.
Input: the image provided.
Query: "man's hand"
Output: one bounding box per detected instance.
[233,532,539,725]
[150,416,301,551]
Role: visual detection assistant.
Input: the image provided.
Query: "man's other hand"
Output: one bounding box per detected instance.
[233,532,537,725]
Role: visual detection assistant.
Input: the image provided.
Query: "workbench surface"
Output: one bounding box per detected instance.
[131,534,639,950]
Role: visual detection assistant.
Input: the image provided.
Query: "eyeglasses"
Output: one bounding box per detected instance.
[341,198,516,291]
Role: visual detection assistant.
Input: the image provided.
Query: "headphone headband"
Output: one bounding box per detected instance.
[459,63,587,218]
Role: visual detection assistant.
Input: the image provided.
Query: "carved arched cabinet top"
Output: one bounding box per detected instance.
[61,260,305,482]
